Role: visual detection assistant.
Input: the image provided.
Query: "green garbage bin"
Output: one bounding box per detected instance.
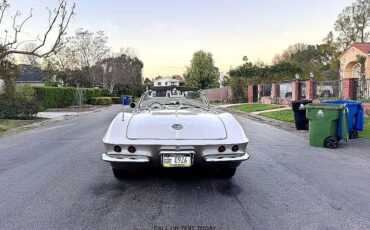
[306,104,349,149]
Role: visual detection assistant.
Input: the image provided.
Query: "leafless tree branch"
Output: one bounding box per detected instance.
[0,0,75,60]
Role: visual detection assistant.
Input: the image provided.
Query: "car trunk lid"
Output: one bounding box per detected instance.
[126,111,227,140]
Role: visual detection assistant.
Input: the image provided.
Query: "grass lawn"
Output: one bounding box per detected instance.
[0,119,35,135]
[259,109,295,123]
[209,101,222,105]
[230,103,283,113]
[358,116,370,139]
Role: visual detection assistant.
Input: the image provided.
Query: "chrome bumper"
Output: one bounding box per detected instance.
[102,151,250,164]
[203,152,250,162]
[102,153,150,163]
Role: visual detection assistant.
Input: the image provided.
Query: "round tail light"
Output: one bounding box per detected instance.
[218,145,226,153]
[128,146,136,153]
[232,145,239,152]
[113,145,122,153]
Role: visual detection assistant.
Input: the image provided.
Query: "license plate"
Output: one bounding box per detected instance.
[162,154,192,167]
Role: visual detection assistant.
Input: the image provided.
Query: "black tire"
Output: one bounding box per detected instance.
[219,168,237,178]
[349,130,356,139]
[112,168,126,179]
[325,137,339,149]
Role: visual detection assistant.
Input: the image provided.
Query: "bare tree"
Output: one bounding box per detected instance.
[0,0,75,60]
[334,0,370,48]
[272,43,307,64]
[69,29,110,69]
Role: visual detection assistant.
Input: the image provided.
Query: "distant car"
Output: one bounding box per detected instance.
[320,89,332,98]
[318,85,334,98]
[102,89,250,178]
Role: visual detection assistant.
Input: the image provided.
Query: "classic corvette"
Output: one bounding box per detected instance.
[102,89,250,178]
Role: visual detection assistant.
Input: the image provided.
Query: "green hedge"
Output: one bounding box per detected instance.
[88,97,112,105]
[0,97,40,119]
[33,87,110,109]
[111,97,121,104]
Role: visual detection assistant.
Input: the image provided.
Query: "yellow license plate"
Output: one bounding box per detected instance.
[162,155,192,167]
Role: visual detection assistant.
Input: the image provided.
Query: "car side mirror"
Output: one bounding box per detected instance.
[130,102,136,108]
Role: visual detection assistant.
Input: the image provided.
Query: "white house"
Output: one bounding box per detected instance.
[153,77,180,87]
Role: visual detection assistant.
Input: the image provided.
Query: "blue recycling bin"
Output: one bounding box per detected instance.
[321,100,364,139]
[120,95,131,105]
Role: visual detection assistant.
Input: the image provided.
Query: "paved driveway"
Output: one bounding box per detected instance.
[1,106,370,230]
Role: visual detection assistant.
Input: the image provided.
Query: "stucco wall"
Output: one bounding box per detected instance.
[340,47,370,79]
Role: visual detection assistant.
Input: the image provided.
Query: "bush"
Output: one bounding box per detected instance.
[111,97,121,104]
[83,88,96,103]
[88,97,112,105]
[33,87,110,109]
[0,97,40,119]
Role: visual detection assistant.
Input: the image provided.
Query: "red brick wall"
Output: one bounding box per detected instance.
[271,83,280,98]
[260,96,272,104]
[247,85,254,103]
[342,78,357,100]
[305,80,317,100]
[291,80,300,101]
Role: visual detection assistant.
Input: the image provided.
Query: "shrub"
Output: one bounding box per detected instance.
[0,96,40,119]
[88,97,112,105]
[83,88,96,103]
[33,87,111,109]
[111,97,121,104]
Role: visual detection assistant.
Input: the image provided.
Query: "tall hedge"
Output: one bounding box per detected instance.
[33,87,110,109]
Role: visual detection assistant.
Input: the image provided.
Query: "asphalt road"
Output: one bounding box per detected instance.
[1,106,370,230]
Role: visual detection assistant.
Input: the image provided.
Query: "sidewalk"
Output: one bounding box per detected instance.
[217,103,248,108]
[251,106,291,115]
[37,104,122,120]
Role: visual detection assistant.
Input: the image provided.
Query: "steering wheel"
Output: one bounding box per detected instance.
[148,101,165,110]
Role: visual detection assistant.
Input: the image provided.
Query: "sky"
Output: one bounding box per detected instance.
[3,0,353,78]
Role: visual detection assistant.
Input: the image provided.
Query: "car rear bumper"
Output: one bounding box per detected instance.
[101,151,250,165]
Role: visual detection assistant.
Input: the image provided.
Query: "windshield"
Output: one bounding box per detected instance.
[137,89,210,111]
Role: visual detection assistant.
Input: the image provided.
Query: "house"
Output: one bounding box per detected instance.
[153,76,180,87]
[149,85,198,98]
[340,42,370,99]
[340,42,370,79]
[15,65,44,86]
[151,77,197,97]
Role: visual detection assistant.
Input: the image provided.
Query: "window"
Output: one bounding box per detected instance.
[165,82,168,85]
[157,82,161,86]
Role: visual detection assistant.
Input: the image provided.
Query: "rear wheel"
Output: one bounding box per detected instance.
[324,137,339,149]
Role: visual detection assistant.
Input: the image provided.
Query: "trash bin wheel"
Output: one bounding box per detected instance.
[349,130,358,139]
[325,137,339,149]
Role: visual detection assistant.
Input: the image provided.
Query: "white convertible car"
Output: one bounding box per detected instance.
[102,89,249,178]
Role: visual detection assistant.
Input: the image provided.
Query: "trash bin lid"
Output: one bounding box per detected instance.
[306,103,346,110]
